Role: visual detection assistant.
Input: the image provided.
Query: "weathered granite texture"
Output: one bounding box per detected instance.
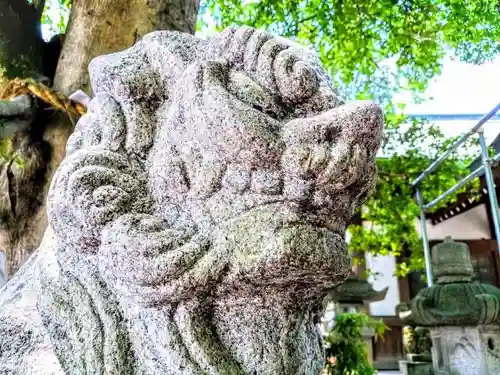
[0,26,383,375]
[400,238,500,326]
[430,326,500,375]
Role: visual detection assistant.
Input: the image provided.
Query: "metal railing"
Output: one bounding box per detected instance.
[412,102,500,287]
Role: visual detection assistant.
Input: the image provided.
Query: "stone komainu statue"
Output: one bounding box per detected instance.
[0,27,383,375]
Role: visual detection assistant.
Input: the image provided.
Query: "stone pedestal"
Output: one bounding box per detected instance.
[397,238,500,375]
[362,326,375,364]
[399,359,433,375]
[430,325,500,375]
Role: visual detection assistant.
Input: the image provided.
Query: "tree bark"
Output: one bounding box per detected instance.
[3,0,200,275]
[54,0,200,95]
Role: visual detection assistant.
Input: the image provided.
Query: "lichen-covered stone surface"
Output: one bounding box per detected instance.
[398,238,500,375]
[329,275,388,304]
[430,325,500,375]
[0,26,383,375]
[402,238,500,327]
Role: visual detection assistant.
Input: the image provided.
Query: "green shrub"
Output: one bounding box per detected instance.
[323,312,387,375]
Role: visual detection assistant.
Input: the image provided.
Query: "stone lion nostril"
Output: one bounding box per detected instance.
[222,164,251,193]
[323,127,339,143]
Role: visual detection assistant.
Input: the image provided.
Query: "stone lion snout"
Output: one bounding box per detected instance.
[281,100,382,196]
[336,100,384,152]
[282,100,382,158]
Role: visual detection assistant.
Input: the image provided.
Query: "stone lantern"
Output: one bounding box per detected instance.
[324,275,388,364]
[329,275,388,313]
[400,237,500,375]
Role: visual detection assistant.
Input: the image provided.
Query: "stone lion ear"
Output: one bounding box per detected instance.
[89,44,165,158]
[66,93,126,156]
[142,31,209,88]
[47,150,148,253]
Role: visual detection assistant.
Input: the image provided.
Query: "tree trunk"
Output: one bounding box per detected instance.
[55,0,200,95]
[2,0,200,276]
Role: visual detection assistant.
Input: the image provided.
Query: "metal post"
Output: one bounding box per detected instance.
[423,164,485,211]
[412,102,500,187]
[478,130,500,252]
[415,188,433,287]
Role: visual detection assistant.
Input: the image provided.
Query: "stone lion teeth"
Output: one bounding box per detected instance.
[250,169,283,194]
[222,163,251,193]
[309,144,329,173]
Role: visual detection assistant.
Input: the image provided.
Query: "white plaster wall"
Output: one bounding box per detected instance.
[351,203,490,318]
[363,203,490,242]
[415,203,491,241]
[365,253,400,316]
[319,302,336,334]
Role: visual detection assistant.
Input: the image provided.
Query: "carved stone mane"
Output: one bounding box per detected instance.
[0,27,383,375]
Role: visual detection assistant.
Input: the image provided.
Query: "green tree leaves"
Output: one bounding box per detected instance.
[323,312,386,375]
[200,0,495,275]
[40,0,71,39]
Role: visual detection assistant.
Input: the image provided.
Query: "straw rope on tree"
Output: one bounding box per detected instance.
[0,78,87,117]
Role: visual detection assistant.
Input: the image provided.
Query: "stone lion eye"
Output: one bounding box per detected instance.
[227,71,284,120]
